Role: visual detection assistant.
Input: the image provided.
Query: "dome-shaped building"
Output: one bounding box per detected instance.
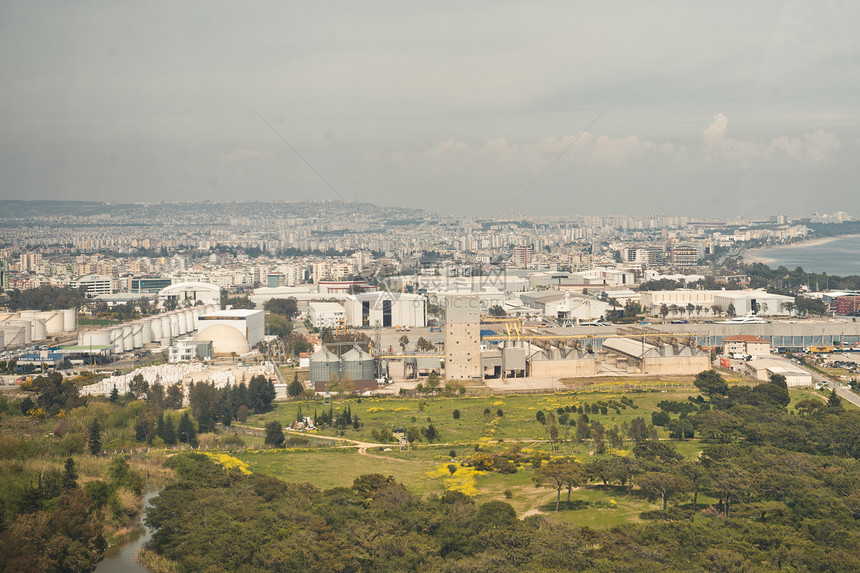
[194,324,250,356]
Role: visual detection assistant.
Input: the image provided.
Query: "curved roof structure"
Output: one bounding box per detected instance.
[195,324,249,355]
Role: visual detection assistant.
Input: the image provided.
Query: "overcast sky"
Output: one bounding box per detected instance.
[2,1,859,217]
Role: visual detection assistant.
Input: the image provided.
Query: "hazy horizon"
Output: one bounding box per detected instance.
[3,1,859,217]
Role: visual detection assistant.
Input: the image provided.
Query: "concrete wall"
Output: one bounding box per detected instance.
[642,355,710,375]
[530,358,598,378]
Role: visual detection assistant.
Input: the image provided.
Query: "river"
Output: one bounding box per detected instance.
[94,488,160,573]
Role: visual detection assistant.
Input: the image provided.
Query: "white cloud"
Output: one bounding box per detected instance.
[769,129,840,162]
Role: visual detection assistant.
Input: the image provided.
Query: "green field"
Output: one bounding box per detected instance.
[231,386,852,527]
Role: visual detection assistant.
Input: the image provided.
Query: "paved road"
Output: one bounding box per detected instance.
[792,361,860,408]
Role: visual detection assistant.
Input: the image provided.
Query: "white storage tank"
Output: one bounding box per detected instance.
[30,318,47,341]
[63,309,76,332]
[170,314,180,337]
[141,320,153,345]
[122,325,134,353]
[160,316,172,339]
[183,310,194,332]
[81,330,111,348]
[132,324,144,349]
[177,311,188,334]
[40,311,65,336]
[150,317,163,342]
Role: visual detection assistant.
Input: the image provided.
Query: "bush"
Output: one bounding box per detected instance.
[453,409,460,420]
[496,409,504,417]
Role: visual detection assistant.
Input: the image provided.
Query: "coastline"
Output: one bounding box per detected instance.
[744,234,860,266]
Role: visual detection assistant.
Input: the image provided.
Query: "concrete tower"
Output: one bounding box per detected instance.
[444,294,482,380]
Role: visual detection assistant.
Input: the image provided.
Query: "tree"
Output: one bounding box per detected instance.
[62,457,78,490]
[638,471,691,511]
[534,458,585,511]
[694,370,729,399]
[287,373,303,398]
[166,384,184,409]
[129,373,149,400]
[109,385,119,403]
[399,335,410,352]
[660,304,669,318]
[178,412,197,446]
[421,424,439,443]
[727,303,736,317]
[828,389,843,410]
[453,409,461,420]
[425,372,441,394]
[415,337,435,352]
[265,297,299,318]
[488,305,507,317]
[163,415,177,446]
[265,421,285,447]
[535,410,546,424]
[87,418,101,455]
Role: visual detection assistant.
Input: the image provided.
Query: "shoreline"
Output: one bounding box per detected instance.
[744,234,860,266]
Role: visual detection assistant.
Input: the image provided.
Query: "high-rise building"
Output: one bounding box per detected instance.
[512,245,533,268]
[0,257,9,292]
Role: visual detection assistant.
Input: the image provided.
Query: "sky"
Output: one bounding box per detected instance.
[2,1,859,218]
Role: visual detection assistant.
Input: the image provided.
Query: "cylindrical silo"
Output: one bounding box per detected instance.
[160,316,172,340]
[132,324,143,348]
[309,347,342,384]
[122,325,134,353]
[81,330,111,348]
[40,311,65,336]
[63,309,76,332]
[341,348,376,382]
[176,310,188,334]
[108,327,123,354]
[150,317,163,342]
[141,320,153,344]
[171,313,182,336]
[183,310,194,333]
[30,318,47,341]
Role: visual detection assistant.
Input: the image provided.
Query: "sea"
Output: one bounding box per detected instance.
[749,235,860,276]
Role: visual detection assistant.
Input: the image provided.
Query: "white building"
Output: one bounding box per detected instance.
[713,291,795,316]
[195,309,265,355]
[308,302,346,329]
[343,292,426,328]
[158,282,222,307]
[723,335,771,357]
[72,274,114,298]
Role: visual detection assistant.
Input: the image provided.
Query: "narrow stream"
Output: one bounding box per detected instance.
[94,488,160,573]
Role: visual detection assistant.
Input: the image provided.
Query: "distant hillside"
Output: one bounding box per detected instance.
[0,200,129,218]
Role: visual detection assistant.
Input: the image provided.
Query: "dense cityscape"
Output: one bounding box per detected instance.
[4,1,860,571]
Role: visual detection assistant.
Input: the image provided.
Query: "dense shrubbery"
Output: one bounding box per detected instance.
[145,452,860,572]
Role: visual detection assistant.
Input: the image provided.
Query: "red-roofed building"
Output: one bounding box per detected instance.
[723,335,771,357]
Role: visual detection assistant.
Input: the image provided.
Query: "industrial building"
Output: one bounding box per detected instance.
[444,294,482,380]
[195,309,265,356]
[307,302,346,329]
[342,291,426,328]
[169,337,213,363]
[519,290,611,323]
[158,282,221,307]
[745,358,813,387]
[712,291,795,317]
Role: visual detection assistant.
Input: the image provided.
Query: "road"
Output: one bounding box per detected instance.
[793,361,860,408]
